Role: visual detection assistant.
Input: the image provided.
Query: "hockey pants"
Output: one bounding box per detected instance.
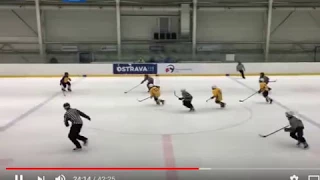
[239,70,245,79]
[290,127,306,143]
[61,82,71,89]
[68,124,87,148]
[183,100,193,109]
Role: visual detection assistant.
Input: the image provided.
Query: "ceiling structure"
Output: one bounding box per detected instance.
[0,0,319,7]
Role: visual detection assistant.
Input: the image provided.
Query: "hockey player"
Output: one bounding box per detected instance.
[258,79,273,104]
[141,74,154,92]
[207,85,226,108]
[259,72,273,91]
[149,84,165,105]
[259,72,272,91]
[259,72,270,84]
[236,62,245,79]
[60,72,72,92]
[178,89,195,112]
[63,102,91,151]
[284,111,309,149]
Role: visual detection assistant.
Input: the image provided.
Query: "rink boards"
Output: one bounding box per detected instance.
[0,62,320,77]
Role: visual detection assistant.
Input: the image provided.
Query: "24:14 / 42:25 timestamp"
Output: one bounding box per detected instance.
[73,176,116,180]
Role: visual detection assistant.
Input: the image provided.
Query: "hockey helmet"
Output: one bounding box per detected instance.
[285,111,294,117]
[181,89,186,92]
[63,102,71,109]
[212,85,217,89]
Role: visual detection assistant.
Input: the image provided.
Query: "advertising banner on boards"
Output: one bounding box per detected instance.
[159,64,193,74]
[113,63,157,74]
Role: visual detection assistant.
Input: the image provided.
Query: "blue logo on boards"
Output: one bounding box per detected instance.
[113,64,157,74]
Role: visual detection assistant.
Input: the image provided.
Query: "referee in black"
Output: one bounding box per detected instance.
[63,102,91,151]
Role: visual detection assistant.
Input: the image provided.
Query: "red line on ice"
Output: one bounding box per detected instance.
[162,134,179,180]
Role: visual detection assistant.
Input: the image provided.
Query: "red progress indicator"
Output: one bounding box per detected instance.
[6,167,212,171]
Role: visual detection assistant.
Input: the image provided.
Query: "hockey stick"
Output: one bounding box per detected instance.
[206,98,212,102]
[137,97,150,102]
[269,80,277,83]
[239,92,258,102]
[259,125,289,138]
[174,91,180,98]
[124,84,140,94]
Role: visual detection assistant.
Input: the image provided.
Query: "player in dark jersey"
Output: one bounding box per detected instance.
[284,111,309,149]
[178,89,195,112]
[141,74,154,92]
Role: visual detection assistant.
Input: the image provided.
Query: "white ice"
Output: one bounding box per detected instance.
[1,76,320,180]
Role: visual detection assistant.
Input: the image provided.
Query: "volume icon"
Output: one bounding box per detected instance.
[38,176,45,180]
[55,175,66,180]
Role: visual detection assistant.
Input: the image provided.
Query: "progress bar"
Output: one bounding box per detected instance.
[7,167,320,171]
[6,167,212,171]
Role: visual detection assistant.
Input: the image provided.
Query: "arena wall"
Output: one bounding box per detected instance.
[0,63,320,77]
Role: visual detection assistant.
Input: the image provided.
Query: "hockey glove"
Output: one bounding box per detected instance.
[257,90,261,93]
[284,128,290,132]
[206,97,214,102]
[178,98,183,100]
[87,117,91,121]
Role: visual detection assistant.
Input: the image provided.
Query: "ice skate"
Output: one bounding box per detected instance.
[296,141,301,146]
[269,98,273,104]
[221,103,226,108]
[303,142,309,149]
[83,139,88,146]
[73,147,82,151]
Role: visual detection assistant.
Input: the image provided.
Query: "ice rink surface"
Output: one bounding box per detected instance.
[1,75,320,180]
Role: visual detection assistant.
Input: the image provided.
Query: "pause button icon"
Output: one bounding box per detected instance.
[15,175,23,180]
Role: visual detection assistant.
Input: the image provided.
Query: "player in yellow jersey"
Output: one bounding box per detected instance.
[149,84,165,105]
[60,72,72,92]
[258,79,273,104]
[207,85,226,108]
